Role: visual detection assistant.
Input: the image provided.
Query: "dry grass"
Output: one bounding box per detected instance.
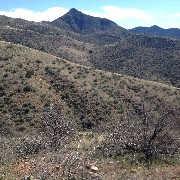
[0,134,179,179]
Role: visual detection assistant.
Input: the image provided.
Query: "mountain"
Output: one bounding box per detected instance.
[0,13,180,179]
[50,8,126,34]
[129,25,180,40]
[0,13,180,87]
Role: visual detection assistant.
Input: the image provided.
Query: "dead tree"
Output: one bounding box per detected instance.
[100,102,179,166]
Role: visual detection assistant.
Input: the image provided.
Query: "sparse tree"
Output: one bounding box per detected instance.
[40,102,76,151]
[100,100,180,166]
[14,102,76,157]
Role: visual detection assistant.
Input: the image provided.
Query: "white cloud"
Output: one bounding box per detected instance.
[167,13,180,18]
[0,7,68,22]
[0,6,153,23]
[0,6,154,28]
[82,6,153,22]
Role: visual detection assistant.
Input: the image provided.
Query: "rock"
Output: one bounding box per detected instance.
[55,165,60,171]
[109,161,114,164]
[91,166,98,172]
[86,164,98,172]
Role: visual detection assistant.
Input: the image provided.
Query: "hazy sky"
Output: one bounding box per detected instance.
[1,0,180,29]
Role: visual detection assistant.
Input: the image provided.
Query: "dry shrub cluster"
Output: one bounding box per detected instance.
[98,102,179,166]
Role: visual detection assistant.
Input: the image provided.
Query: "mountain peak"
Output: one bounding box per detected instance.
[50,8,124,34]
[69,8,81,13]
[151,25,161,29]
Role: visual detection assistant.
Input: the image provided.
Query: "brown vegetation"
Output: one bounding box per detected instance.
[0,41,179,179]
[0,10,180,179]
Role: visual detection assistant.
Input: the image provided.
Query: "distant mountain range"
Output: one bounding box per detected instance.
[129,25,180,40]
[0,8,180,87]
[47,8,180,40]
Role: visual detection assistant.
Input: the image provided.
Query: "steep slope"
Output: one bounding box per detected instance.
[0,41,179,137]
[130,25,180,40]
[50,8,126,34]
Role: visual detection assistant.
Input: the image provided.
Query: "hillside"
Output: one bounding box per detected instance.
[0,11,180,88]
[90,34,180,87]
[0,40,179,134]
[129,25,180,40]
[0,41,179,179]
[0,7,180,179]
[0,14,128,65]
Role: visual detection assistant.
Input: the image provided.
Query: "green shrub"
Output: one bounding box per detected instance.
[17,126,26,132]
[35,59,42,64]
[25,69,34,78]
[23,85,33,92]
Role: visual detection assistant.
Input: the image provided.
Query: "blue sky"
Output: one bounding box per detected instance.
[0,0,180,29]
